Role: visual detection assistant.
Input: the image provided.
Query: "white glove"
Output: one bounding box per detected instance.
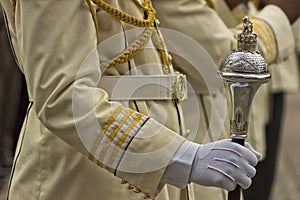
[190,139,262,191]
[161,139,262,191]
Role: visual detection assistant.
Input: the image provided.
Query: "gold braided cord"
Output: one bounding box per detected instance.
[133,0,148,11]
[151,29,165,52]
[204,0,216,10]
[251,0,260,9]
[91,0,156,27]
[91,0,170,71]
[251,17,278,64]
[151,30,170,73]
[100,27,154,69]
[10,0,16,11]
[86,0,99,41]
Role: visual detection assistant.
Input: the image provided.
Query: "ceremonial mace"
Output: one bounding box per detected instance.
[218,16,271,200]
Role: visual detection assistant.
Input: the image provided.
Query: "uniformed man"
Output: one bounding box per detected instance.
[0,1,297,200]
[0,0,262,199]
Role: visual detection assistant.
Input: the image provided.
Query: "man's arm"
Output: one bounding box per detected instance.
[6,0,185,197]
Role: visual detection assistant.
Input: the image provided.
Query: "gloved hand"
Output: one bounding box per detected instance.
[189,139,262,191]
[161,139,261,191]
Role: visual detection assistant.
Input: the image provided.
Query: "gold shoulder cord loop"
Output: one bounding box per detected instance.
[133,0,148,11]
[86,0,100,41]
[91,0,156,27]
[91,0,170,72]
[100,27,154,69]
[10,0,16,11]
[204,0,216,10]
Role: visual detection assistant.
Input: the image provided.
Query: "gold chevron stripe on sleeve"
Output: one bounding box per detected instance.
[88,104,147,173]
[107,109,135,142]
[88,105,123,161]
[104,113,145,172]
[117,113,144,148]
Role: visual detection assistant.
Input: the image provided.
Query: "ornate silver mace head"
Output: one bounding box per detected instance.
[219,16,271,139]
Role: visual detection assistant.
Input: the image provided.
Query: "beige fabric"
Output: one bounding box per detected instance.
[2,0,186,199]
[154,0,297,199]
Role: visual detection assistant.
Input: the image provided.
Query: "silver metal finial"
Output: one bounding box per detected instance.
[218,16,271,139]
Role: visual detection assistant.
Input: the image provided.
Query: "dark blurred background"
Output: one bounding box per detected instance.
[0,5,28,199]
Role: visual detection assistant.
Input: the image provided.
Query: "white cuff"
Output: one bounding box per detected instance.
[160,140,200,188]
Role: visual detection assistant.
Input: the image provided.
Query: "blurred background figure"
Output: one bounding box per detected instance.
[243,1,300,199]
[0,5,28,192]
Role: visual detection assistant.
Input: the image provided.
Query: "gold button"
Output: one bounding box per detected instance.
[168,54,173,65]
[127,185,134,190]
[155,19,160,26]
[133,188,141,193]
[142,193,151,199]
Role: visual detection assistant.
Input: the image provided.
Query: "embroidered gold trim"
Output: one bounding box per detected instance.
[251,18,278,64]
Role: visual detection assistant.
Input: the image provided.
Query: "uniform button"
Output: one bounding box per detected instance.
[120,179,127,184]
[133,188,141,193]
[142,193,151,199]
[127,185,135,190]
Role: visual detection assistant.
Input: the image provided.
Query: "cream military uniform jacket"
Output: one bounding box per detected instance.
[0,0,297,200]
[1,0,190,200]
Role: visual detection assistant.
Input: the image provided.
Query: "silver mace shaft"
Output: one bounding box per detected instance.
[219,16,271,200]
